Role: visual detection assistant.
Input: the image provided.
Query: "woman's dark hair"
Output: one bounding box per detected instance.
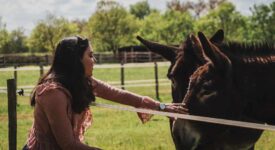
[31,36,95,113]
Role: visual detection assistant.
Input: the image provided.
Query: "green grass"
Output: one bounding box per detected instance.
[0,64,275,150]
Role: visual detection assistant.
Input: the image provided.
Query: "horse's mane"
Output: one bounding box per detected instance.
[222,42,275,54]
[219,42,275,64]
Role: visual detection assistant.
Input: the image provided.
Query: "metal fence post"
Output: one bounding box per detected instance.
[149,52,152,62]
[154,62,160,101]
[13,66,17,91]
[98,53,102,64]
[7,79,17,150]
[124,52,127,64]
[121,61,125,90]
[40,64,44,77]
[45,54,49,65]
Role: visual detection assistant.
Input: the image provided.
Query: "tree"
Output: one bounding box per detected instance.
[208,0,226,9]
[130,0,151,19]
[161,10,194,44]
[167,0,193,13]
[28,14,78,53]
[8,28,28,53]
[138,10,194,45]
[138,11,164,42]
[249,2,275,42]
[0,18,10,54]
[195,2,248,41]
[190,0,207,18]
[0,18,28,54]
[72,19,87,35]
[86,1,139,53]
[167,0,208,18]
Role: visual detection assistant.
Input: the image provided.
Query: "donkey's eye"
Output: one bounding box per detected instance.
[167,73,174,79]
[202,80,214,90]
[203,80,212,86]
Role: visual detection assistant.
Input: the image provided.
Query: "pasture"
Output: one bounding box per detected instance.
[0,63,274,150]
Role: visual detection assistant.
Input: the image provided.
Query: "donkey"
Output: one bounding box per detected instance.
[137,30,224,104]
[172,32,275,150]
[174,32,275,149]
[137,30,226,147]
[137,31,275,149]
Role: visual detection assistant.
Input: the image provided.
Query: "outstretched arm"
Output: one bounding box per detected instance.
[91,77,188,114]
[92,77,159,109]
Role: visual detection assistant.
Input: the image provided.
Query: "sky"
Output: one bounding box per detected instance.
[0,0,273,35]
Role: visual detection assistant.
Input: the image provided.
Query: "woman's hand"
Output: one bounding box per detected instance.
[141,96,189,114]
[162,103,189,114]
[138,96,189,123]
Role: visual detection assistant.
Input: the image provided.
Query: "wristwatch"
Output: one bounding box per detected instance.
[159,103,166,110]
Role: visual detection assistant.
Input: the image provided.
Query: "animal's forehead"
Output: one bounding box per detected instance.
[189,63,212,80]
[179,38,192,52]
[170,45,190,69]
[168,51,184,73]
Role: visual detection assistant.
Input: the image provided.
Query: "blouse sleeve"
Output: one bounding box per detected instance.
[37,88,99,150]
[92,77,159,109]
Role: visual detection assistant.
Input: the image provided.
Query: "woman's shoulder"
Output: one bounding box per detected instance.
[35,81,71,99]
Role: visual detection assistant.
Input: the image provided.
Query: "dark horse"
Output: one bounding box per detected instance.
[137,30,275,149]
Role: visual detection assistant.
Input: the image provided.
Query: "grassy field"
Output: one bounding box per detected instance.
[0,64,275,150]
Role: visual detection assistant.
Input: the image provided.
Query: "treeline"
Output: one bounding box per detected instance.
[0,0,274,54]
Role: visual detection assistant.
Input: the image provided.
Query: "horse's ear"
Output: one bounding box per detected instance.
[198,32,231,69]
[189,34,208,65]
[210,29,224,44]
[136,36,177,62]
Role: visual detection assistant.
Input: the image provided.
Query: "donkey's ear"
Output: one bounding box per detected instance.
[198,32,230,69]
[210,29,224,44]
[136,36,177,62]
[189,34,208,65]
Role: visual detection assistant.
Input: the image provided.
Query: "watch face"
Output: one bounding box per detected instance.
[160,103,166,110]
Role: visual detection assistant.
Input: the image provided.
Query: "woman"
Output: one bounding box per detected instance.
[24,36,187,150]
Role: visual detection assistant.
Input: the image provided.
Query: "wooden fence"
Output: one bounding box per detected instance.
[4,62,171,148]
[0,52,166,67]
[3,62,167,100]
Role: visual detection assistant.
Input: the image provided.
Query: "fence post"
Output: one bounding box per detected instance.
[154,62,160,101]
[13,66,17,91]
[4,56,6,66]
[149,52,152,62]
[45,54,49,65]
[7,79,17,150]
[39,64,44,77]
[124,52,127,64]
[98,53,102,64]
[120,61,125,90]
[131,49,134,63]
